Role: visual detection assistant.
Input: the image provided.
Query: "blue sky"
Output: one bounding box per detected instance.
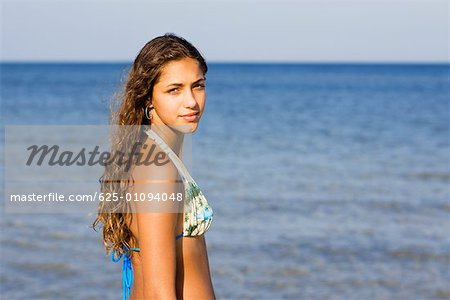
[1,0,448,63]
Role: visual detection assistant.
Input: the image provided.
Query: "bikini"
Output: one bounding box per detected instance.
[110,127,214,300]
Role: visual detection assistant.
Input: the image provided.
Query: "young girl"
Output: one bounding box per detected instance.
[93,33,215,300]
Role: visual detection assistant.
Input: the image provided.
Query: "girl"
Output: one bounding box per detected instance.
[93,33,215,300]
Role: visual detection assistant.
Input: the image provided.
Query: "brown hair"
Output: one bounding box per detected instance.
[92,33,208,258]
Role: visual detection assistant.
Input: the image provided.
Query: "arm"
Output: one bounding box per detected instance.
[132,148,183,299]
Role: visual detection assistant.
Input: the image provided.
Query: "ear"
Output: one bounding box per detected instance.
[145,97,153,108]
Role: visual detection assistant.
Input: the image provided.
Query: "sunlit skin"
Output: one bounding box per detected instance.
[127,57,215,299]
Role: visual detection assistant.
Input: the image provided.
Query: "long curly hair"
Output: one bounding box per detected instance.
[91,33,208,258]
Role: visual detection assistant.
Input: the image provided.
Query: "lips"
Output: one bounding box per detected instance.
[181,111,199,122]
[181,112,198,117]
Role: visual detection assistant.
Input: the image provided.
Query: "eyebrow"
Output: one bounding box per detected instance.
[166,77,206,88]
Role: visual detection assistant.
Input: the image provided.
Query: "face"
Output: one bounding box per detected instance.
[150,57,206,133]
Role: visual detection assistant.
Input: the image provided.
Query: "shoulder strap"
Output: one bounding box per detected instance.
[144,128,205,216]
[143,128,196,184]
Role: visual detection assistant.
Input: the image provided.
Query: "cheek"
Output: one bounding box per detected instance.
[200,99,206,112]
[154,95,181,119]
[198,93,206,110]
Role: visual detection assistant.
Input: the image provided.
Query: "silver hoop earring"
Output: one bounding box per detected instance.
[144,105,154,120]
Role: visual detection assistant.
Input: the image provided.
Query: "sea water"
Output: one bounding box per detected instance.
[1,63,449,299]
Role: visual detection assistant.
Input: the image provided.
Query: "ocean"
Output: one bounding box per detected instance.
[1,62,449,299]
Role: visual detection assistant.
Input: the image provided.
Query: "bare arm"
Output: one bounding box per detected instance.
[132,147,183,299]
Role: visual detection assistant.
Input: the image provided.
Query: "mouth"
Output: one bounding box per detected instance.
[180,111,199,122]
[181,112,199,117]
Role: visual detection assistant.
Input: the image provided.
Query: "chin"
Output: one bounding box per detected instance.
[170,123,199,134]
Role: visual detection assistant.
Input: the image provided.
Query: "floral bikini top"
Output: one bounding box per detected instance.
[111,127,214,300]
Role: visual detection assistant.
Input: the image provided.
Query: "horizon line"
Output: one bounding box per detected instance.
[0,60,449,65]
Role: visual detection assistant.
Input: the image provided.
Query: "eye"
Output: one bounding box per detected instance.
[168,88,180,94]
[194,83,205,90]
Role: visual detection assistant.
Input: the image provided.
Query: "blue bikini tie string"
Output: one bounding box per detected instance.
[111,234,182,300]
[111,247,140,300]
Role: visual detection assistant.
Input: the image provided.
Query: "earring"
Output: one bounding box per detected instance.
[144,105,154,120]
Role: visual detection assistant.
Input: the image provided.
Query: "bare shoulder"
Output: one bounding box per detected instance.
[132,137,178,181]
[130,137,183,212]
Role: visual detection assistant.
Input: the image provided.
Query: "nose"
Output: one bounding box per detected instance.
[184,89,197,108]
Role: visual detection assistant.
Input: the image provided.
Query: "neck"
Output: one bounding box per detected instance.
[150,124,184,156]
